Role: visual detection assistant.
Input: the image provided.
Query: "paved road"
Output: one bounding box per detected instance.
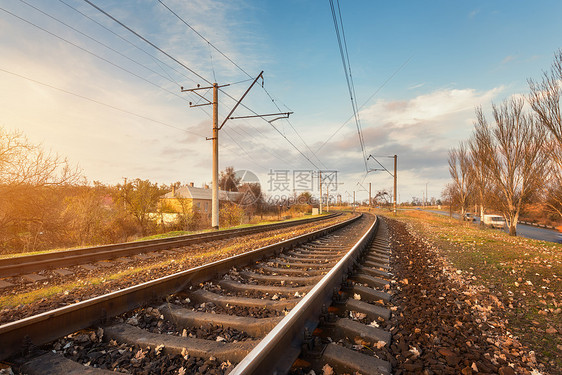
[423,209,561,244]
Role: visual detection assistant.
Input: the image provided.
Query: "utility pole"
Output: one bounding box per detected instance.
[182,72,290,229]
[393,155,397,215]
[353,191,356,211]
[325,186,329,212]
[211,84,219,229]
[319,170,323,214]
[426,182,428,208]
[369,182,372,208]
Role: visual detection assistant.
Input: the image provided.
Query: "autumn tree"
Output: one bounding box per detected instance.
[528,49,562,218]
[448,141,472,216]
[474,99,548,235]
[120,178,164,236]
[0,127,82,252]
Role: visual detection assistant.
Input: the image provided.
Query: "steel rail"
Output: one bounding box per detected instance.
[0,213,359,361]
[231,214,378,375]
[0,213,339,277]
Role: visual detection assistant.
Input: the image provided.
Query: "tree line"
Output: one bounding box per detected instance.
[446,50,562,236]
[0,129,314,253]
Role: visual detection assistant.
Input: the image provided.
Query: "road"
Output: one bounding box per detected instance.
[424,209,561,244]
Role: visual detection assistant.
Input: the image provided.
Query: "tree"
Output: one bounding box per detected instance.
[120,178,164,236]
[219,166,240,192]
[0,127,82,252]
[448,141,472,216]
[528,49,562,218]
[475,98,548,235]
[468,128,492,222]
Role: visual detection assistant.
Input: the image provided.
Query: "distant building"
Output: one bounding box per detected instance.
[160,183,240,218]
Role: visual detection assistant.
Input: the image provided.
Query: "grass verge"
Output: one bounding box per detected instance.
[381,209,561,371]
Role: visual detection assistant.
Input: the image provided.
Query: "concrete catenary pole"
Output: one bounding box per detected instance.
[393,155,397,215]
[319,170,323,214]
[211,83,219,229]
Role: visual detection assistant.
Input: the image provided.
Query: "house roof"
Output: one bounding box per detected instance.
[162,185,240,202]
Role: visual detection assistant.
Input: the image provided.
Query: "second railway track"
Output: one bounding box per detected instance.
[0,213,340,278]
[2,213,396,374]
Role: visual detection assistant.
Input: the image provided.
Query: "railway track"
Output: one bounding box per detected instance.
[2,213,395,374]
[0,213,339,279]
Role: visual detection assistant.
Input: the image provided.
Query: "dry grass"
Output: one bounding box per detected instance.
[382,209,562,371]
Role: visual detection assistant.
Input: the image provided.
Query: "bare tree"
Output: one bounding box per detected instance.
[475,98,548,235]
[448,141,472,216]
[528,49,562,218]
[468,122,492,222]
[0,127,82,251]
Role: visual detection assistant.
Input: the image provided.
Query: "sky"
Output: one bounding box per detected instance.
[1,0,561,204]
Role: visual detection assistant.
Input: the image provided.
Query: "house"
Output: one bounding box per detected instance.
[160,183,240,217]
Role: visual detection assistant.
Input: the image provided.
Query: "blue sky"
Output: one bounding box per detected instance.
[1,0,561,203]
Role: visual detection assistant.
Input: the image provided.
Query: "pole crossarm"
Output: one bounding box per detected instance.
[219,71,264,130]
[367,154,394,177]
[181,84,230,107]
[229,112,293,122]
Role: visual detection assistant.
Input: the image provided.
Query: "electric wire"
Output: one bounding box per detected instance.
[0,6,190,104]
[83,0,322,171]
[58,0,191,86]
[0,67,206,138]
[316,55,413,153]
[18,0,180,88]
[329,0,368,172]
[82,0,211,85]
[157,0,325,170]
[157,0,253,79]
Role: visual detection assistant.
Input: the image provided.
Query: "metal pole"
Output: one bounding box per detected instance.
[393,155,397,215]
[369,182,372,208]
[211,83,219,229]
[353,191,355,211]
[319,171,323,214]
[326,184,329,212]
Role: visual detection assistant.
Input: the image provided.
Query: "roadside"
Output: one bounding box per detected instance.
[381,209,561,374]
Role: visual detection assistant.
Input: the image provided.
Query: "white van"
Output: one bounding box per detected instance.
[483,214,505,229]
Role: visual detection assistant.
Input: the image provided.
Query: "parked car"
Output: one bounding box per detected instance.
[483,214,506,229]
[463,213,475,222]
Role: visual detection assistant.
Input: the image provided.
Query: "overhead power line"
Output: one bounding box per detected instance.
[157,0,325,170]
[316,55,413,153]
[58,0,193,86]
[0,5,188,103]
[83,0,323,171]
[18,0,179,87]
[0,67,206,137]
[329,0,368,172]
[82,0,211,85]
[157,0,252,79]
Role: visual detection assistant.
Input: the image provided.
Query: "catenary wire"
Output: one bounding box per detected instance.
[82,0,211,85]
[329,0,368,172]
[316,55,413,153]
[58,0,192,86]
[0,6,190,104]
[0,67,206,138]
[157,0,325,170]
[83,0,322,171]
[18,0,180,88]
